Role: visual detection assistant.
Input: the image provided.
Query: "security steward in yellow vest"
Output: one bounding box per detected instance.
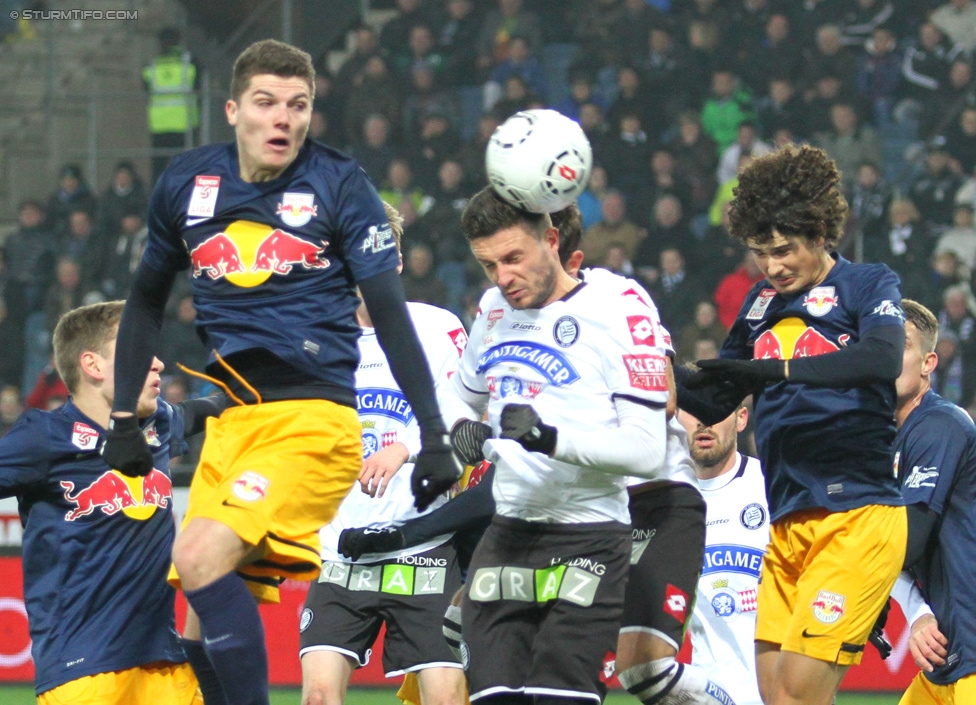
[144,27,199,184]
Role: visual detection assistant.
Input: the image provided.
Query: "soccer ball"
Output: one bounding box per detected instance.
[486,109,592,214]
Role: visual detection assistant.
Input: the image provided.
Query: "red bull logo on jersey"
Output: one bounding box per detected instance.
[803,286,838,317]
[811,589,846,624]
[188,220,331,288]
[61,469,173,521]
[232,471,270,502]
[753,317,841,360]
[71,422,98,451]
[275,192,318,227]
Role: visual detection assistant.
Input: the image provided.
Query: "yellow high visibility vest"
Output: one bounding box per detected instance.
[143,50,199,134]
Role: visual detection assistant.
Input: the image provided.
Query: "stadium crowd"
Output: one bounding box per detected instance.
[4,0,976,420]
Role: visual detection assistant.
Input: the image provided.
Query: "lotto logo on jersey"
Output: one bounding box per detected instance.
[71,422,98,451]
[622,354,668,391]
[627,315,656,346]
[663,583,689,622]
[811,589,846,624]
[448,327,468,356]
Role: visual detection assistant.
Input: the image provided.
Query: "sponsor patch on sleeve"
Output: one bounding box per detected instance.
[622,354,668,391]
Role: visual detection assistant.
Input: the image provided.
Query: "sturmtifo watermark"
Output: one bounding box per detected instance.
[10,9,138,20]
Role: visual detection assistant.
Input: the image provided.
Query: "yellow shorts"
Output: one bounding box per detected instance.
[755,504,906,666]
[168,399,362,603]
[899,672,976,705]
[396,671,471,705]
[38,661,201,705]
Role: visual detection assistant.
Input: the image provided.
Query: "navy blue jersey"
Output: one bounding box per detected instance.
[0,400,187,694]
[141,139,398,392]
[721,256,904,520]
[895,390,976,685]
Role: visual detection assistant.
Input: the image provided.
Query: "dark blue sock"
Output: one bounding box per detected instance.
[180,637,228,705]
[184,572,269,705]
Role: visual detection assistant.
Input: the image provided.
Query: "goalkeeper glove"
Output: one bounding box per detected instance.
[499,404,557,456]
[412,431,463,511]
[338,527,405,561]
[101,415,153,477]
[449,419,492,465]
[868,598,893,660]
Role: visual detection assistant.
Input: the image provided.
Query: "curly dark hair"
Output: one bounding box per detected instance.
[728,144,848,248]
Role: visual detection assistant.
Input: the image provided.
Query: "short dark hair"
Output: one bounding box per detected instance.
[53,301,125,394]
[460,187,551,242]
[230,39,315,102]
[902,299,938,354]
[551,202,583,266]
[729,144,848,247]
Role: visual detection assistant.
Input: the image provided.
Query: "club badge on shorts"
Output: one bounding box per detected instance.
[811,589,846,623]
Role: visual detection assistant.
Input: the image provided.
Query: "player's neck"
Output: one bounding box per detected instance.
[543,270,581,307]
[895,380,931,429]
[71,387,112,429]
[695,450,738,482]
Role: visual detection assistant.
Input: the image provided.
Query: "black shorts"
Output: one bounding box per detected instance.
[622,482,706,648]
[461,515,631,703]
[299,542,463,676]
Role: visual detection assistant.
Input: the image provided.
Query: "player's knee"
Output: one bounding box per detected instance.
[301,680,344,705]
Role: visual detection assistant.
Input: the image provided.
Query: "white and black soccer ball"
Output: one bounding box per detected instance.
[486,109,592,214]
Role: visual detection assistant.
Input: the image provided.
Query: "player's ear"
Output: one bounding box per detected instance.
[735,405,749,432]
[226,99,239,126]
[79,350,106,383]
[566,250,584,277]
[922,351,938,377]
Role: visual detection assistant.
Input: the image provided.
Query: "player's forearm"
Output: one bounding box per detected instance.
[400,465,496,547]
[112,262,175,415]
[179,395,226,436]
[358,270,445,436]
[553,398,667,477]
[891,571,934,626]
[787,324,904,386]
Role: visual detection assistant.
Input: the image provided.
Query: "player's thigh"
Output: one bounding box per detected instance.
[755,516,802,648]
[784,505,906,666]
[299,576,385,669]
[622,485,705,652]
[767,651,849,705]
[416,666,468,705]
[755,639,781,705]
[300,650,356,705]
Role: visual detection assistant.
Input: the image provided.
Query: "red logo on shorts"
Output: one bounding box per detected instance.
[600,651,619,685]
[663,583,689,622]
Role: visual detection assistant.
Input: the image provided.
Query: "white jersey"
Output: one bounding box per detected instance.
[318,302,468,563]
[578,268,697,490]
[690,453,768,705]
[449,280,671,523]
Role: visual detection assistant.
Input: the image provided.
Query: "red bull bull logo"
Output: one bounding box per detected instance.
[188,220,331,287]
[811,589,846,624]
[61,469,172,521]
[802,286,838,317]
[232,471,270,502]
[753,317,840,360]
[275,192,318,227]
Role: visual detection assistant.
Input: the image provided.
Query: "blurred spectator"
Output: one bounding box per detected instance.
[714,250,765,329]
[693,338,720,362]
[903,249,966,315]
[24,360,68,411]
[46,164,97,238]
[394,23,451,84]
[380,0,434,66]
[931,284,976,407]
[863,198,933,280]
[943,106,976,176]
[935,204,976,276]
[90,210,147,299]
[716,121,772,185]
[697,200,747,290]
[601,243,635,277]
[143,27,198,184]
[158,293,209,384]
[671,111,719,215]
[485,35,547,109]
[931,0,976,54]
[701,69,756,154]
[801,25,857,97]
[0,385,22,437]
[813,102,882,194]
[638,146,694,223]
[709,152,752,226]
[437,0,482,87]
[581,190,646,267]
[555,72,605,122]
[0,296,21,389]
[614,0,668,64]
[601,112,652,203]
[836,0,895,48]
[685,20,728,104]
[335,24,379,99]
[635,194,690,273]
[311,70,346,147]
[680,0,731,37]
[379,158,434,219]
[645,247,701,334]
[44,257,85,337]
[491,74,539,120]
[348,114,398,184]
[897,23,963,135]
[803,73,848,136]
[909,143,964,227]
[344,55,400,146]
[477,0,542,74]
[756,77,809,142]
[738,12,803,96]
[413,107,461,190]
[855,24,901,129]
[676,300,727,364]
[790,1,844,46]
[3,200,58,329]
[569,0,626,71]
[579,102,610,160]
[847,161,890,260]
[922,58,975,139]
[729,0,777,61]
[956,160,976,209]
[96,161,147,237]
[401,243,448,307]
[605,66,653,143]
[457,112,500,192]
[577,164,609,231]
[639,26,692,139]
[63,209,104,290]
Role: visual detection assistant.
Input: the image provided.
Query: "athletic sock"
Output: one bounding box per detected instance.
[180,637,228,705]
[616,657,738,705]
[184,572,269,705]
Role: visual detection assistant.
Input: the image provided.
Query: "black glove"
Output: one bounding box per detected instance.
[499,404,557,455]
[412,432,463,511]
[450,419,493,465]
[101,415,153,477]
[868,598,893,660]
[693,358,786,386]
[338,526,405,561]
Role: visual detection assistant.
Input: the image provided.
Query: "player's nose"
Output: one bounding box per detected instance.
[151,357,164,374]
